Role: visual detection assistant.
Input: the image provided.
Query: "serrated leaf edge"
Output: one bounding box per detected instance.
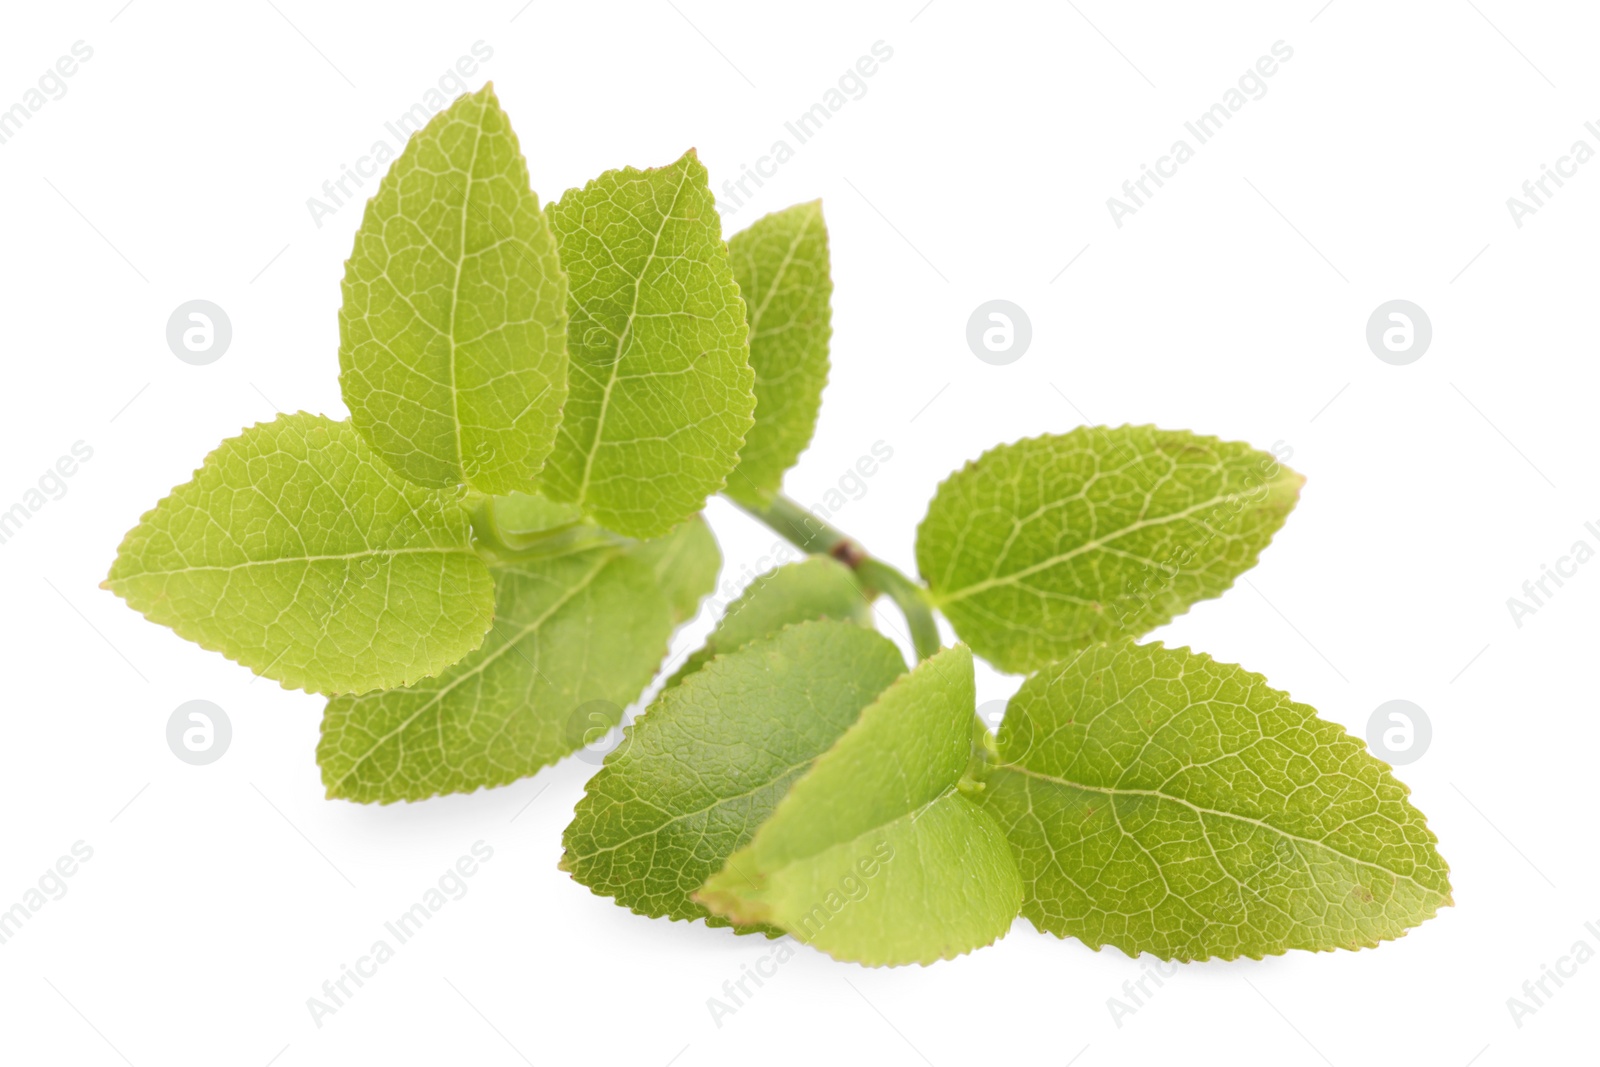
[694,644,1022,967]
[558,618,878,938]
[915,425,1305,673]
[723,198,832,506]
[102,411,493,697]
[543,148,758,528]
[996,638,1453,963]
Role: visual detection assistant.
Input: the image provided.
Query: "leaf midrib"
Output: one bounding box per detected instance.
[992,762,1441,896]
[574,163,694,504]
[575,743,833,862]
[447,100,490,483]
[936,487,1277,604]
[744,206,815,340]
[754,782,961,875]
[114,544,474,579]
[327,551,616,790]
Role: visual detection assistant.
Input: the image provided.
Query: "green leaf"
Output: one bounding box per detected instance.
[543,149,755,538]
[978,640,1452,960]
[482,491,585,540]
[471,490,719,620]
[666,556,868,687]
[473,491,626,560]
[105,413,494,695]
[698,646,1022,966]
[626,514,721,625]
[723,201,832,505]
[339,84,567,494]
[917,427,1303,673]
[318,518,717,804]
[561,620,905,929]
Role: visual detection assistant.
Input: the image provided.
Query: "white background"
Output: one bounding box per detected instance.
[0,1,1595,1064]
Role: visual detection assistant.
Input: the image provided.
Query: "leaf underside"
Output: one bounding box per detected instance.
[979,640,1452,960]
[561,621,906,931]
[104,413,494,695]
[699,646,1022,966]
[319,516,719,804]
[666,555,870,688]
[916,426,1303,674]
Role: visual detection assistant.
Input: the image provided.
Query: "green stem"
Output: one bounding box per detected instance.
[857,559,943,662]
[727,492,942,661]
[467,494,626,562]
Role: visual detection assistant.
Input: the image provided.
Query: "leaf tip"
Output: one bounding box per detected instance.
[693,876,768,928]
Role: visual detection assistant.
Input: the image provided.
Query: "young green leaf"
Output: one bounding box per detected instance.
[978,640,1452,960]
[481,491,586,541]
[561,620,905,929]
[339,84,567,494]
[723,200,832,505]
[472,491,626,561]
[318,518,719,803]
[543,150,755,538]
[698,646,1022,966]
[105,413,494,695]
[471,492,718,620]
[917,427,1302,673]
[666,556,869,687]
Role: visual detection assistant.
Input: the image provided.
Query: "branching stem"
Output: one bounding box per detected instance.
[727,492,942,661]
